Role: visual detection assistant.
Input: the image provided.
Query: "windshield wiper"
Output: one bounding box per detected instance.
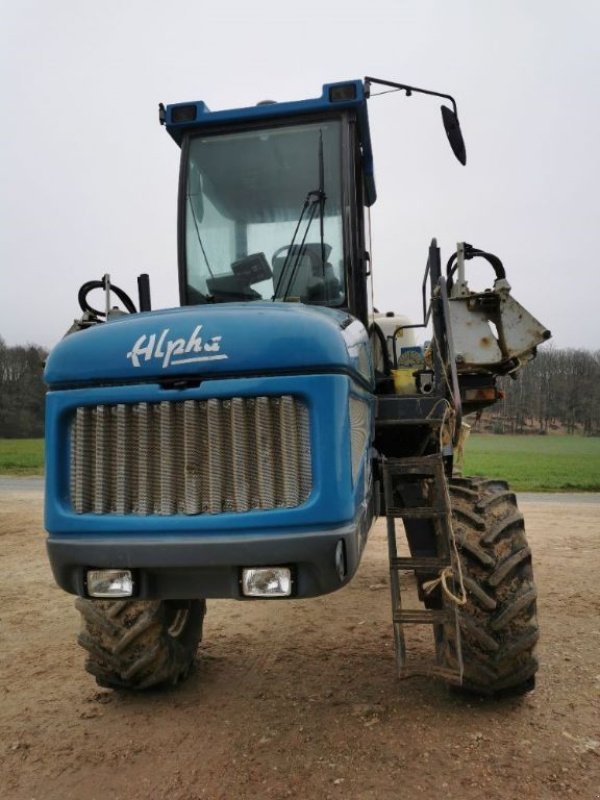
[272,191,321,301]
[273,130,327,302]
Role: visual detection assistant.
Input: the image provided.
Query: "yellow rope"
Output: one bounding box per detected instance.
[422,566,467,606]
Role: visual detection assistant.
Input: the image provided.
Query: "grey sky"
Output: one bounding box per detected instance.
[2,0,598,349]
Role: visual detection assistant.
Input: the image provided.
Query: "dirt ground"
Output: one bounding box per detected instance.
[1,484,599,800]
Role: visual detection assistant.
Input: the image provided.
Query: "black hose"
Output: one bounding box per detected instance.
[78,279,137,317]
[446,245,506,291]
[369,322,393,374]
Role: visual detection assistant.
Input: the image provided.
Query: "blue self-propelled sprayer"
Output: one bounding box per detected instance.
[45,78,550,694]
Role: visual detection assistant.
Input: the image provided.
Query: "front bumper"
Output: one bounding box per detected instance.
[47,515,371,600]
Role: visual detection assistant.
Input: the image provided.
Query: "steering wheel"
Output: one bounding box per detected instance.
[78,279,137,317]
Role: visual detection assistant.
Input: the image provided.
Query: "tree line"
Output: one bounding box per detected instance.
[0,337,598,438]
[475,347,600,436]
[0,337,48,438]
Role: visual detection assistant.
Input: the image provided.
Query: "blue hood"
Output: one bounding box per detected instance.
[45,303,373,388]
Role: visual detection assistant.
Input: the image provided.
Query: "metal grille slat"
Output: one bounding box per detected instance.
[230,398,250,512]
[70,395,311,516]
[254,397,275,508]
[94,406,111,513]
[297,402,312,501]
[279,395,300,507]
[221,401,234,512]
[183,400,202,515]
[136,403,152,515]
[206,399,223,514]
[72,407,93,513]
[198,401,209,513]
[159,402,176,515]
[174,402,185,513]
[114,404,131,514]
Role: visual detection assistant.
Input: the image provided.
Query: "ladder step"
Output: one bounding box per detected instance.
[382,453,462,687]
[383,456,444,478]
[391,556,448,572]
[393,609,449,624]
[387,506,446,519]
[399,665,462,684]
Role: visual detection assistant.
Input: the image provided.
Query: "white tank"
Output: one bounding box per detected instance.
[371,311,416,368]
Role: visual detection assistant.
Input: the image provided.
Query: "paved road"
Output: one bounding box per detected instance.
[1,476,599,504]
[0,476,44,493]
[518,492,600,504]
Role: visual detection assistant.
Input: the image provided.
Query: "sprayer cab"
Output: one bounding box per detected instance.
[160,80,375,327]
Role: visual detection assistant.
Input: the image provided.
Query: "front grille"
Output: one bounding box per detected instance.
[70,396,312,515]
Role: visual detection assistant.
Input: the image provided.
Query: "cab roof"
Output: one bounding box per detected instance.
[161,80,376,206]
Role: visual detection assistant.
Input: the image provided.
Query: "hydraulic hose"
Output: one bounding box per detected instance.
[78,279,137,317]
[446,245,506,291]
[369,321,393,375]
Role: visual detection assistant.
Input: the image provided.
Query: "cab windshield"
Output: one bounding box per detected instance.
[181,119,345,306]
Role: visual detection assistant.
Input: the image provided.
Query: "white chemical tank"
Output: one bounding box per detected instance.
[371,311,417,369]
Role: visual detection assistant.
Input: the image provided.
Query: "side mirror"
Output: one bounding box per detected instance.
[364,77,469,167]
[441,105,467,166]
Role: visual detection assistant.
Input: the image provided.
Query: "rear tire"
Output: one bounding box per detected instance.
[442,477,539,695]
[75,598,206,690]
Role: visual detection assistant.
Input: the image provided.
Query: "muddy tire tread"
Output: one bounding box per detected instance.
[443,477,539,695]
[75,598,206,690]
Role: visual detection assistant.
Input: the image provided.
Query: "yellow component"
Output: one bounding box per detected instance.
[424,344,433,369]
[392,368,416,395]
[453,422,471,477]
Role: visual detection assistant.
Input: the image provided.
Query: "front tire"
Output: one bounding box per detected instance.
[442,477,539,695]
[75,598,206,690]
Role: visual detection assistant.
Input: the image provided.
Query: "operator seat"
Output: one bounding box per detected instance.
[272,243,342,303]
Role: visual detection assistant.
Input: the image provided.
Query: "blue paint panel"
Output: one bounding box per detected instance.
[45,303,373,389]
[165,81,366,141]
[45,373,367,540]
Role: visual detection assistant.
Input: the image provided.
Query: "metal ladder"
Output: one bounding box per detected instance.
[382,453,463,684]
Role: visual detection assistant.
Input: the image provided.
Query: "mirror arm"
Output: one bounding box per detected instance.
[364,76,458,117]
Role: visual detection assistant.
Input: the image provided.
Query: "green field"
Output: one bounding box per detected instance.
[1,434,599,491]
[464,434,600,492]
[0,439,44,476]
